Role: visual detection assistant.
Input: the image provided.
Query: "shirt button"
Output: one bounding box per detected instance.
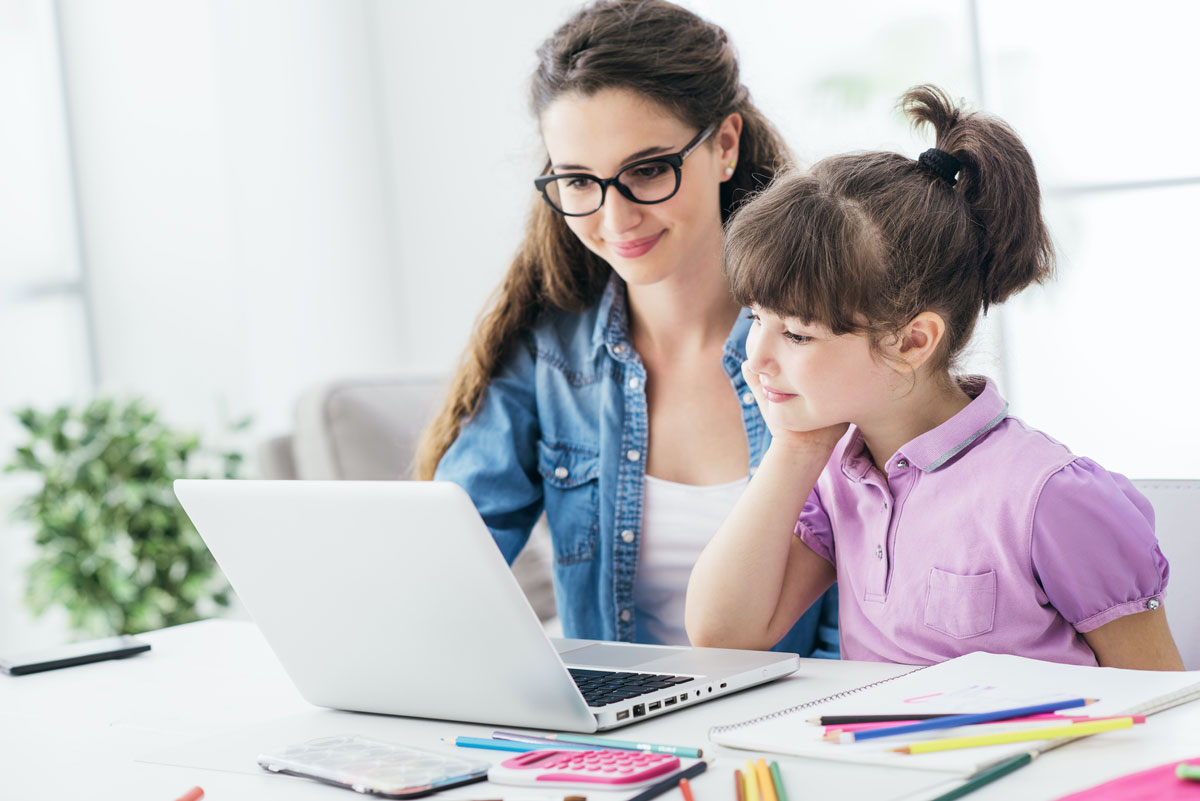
[875,545,884,560]
[897,459,908,469]
[627,449,641,462]
[741,391,755,405]
[620,609,633,622]
[628,377,640,390]
[1147,598,1161,610]
[554,466,569,480]
[613,344,627,355]
[621,529,635,543]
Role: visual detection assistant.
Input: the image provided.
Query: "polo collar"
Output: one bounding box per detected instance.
[839,376,1009,479]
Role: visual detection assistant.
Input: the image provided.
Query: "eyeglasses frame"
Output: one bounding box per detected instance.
[533,123,719,217]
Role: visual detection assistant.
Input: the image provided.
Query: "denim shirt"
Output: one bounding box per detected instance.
[436,275,839,657]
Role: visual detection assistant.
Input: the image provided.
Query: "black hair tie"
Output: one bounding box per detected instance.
[918,148,961,187]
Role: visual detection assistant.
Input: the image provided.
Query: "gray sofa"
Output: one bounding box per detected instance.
[258,373,558,623]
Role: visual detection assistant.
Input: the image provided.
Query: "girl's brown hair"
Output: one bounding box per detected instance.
[725,84,1054,372]
[415,0,791,479]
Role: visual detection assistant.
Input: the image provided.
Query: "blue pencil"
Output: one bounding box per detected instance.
[837,698,1096,743]
[443,736,594,753]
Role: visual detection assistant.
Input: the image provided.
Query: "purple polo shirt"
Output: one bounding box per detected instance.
[795,377,1168,666]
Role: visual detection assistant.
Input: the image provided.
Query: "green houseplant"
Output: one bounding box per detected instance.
[5,398,247,636]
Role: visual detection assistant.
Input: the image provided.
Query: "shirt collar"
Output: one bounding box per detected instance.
[591,273,754,370]
[840,376,1009,479]
[591,274,629,358]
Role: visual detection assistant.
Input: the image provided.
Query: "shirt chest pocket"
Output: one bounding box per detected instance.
[924,568,996,639]
[538,440,600,566]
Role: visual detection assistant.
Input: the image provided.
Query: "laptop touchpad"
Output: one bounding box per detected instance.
[561,642,682,669]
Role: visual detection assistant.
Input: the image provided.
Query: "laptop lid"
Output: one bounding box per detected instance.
[174,480,798,732]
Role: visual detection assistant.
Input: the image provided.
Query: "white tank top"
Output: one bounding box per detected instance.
[633,473,750,645]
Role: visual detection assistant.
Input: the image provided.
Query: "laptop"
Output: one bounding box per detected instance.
[173,479,800,732]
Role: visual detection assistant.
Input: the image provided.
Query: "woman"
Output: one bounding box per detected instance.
[416,0,838,655]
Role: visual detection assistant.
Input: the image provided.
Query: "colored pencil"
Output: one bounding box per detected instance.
[443,736,592,753]
[809,713,950,725]
[546,732,703,758]
[492,731,607,750]
[743,760,760,801]
[825,713,1145,736]
[734,769,746,801]
[754,759,777,801]
[768,762,788,801]
[625,760,711,801]
[891,717,1136,754]
[835,698,1096,743]
[679,778,696,801]
[926,753,1034,801]
[1177,763,1200,781]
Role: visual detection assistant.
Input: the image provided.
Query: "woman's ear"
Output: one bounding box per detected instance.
[718,112,743,182]
[892,311,947,373]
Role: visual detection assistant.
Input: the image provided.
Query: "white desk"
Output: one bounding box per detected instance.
[4,620,1198,801]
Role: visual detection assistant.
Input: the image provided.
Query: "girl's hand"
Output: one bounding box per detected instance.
[742,361,849,452]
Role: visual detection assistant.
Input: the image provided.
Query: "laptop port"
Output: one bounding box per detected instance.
[720,682,727,689]
[633,704,646,718]
[616,710,630,721]
[664,697,677,707]
[648,701,662,711]
[679,693,688,701]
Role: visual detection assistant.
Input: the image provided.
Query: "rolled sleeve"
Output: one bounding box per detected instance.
[1031,459,1168,633]
[794,485,836,566]
[434,337,544,564]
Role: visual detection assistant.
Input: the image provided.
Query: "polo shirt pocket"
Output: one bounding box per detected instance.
[924,568,997,639]
[537,440,600,566]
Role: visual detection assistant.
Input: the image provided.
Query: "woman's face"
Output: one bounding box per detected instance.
[539,88,738,288]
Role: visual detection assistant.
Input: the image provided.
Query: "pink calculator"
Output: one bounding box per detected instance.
[487,749,682,788]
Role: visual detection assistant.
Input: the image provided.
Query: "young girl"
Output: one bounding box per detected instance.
[685,85,1184,670]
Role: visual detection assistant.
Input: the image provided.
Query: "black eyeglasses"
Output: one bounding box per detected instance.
[533,123,717,217]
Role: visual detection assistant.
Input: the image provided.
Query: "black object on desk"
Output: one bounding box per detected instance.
[0,634,151,675]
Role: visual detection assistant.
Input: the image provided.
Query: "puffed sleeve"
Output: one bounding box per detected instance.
[794,484,836,566]
[1031,459,1168,633]
[434,336,544,565]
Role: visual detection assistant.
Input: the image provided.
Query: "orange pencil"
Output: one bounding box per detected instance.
[173,788,204,801]
[754,759,778,801]
[680,777,697,801]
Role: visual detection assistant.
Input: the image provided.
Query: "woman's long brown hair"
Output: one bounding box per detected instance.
[414,0,791,479]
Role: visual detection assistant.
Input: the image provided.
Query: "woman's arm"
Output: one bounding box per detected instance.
[1082,608,1185,670]
[685,433,839,650]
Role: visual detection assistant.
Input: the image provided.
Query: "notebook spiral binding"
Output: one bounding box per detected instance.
[708,666,927,736]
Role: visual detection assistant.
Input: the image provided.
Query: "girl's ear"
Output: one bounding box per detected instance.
[892,311,947,373]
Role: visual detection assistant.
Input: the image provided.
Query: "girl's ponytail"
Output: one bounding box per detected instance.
[902,85,1054,310]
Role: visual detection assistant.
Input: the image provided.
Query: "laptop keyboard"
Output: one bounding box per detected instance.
[568,668,695,708]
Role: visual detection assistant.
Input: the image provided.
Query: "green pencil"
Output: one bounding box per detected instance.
[546,733,703,758]
[768,761,788,801]
[927,753,1034,801]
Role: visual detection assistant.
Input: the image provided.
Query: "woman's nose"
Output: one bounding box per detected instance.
[600,188,643,235]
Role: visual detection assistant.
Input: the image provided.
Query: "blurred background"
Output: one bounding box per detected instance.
[2,0,1198,651]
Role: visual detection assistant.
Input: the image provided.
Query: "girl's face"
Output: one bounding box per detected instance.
[744,307,900,433]
[539,88,736,287]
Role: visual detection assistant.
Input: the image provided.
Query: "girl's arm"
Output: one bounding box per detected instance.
[1082,608,1185,670]
[685,432,840,650]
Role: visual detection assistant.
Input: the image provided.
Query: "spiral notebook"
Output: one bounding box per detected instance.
[709,651,1200,775]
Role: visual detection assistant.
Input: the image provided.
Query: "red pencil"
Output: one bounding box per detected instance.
[173,788,204,801]
[680,777,697,801]
[735,769,746,801]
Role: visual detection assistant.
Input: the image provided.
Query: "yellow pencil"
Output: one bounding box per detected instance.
[743,760,760,801]
[891,717,1136,754]
[754,759,778,801]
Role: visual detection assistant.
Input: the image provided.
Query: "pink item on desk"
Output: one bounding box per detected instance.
[1053,757,1200,800]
